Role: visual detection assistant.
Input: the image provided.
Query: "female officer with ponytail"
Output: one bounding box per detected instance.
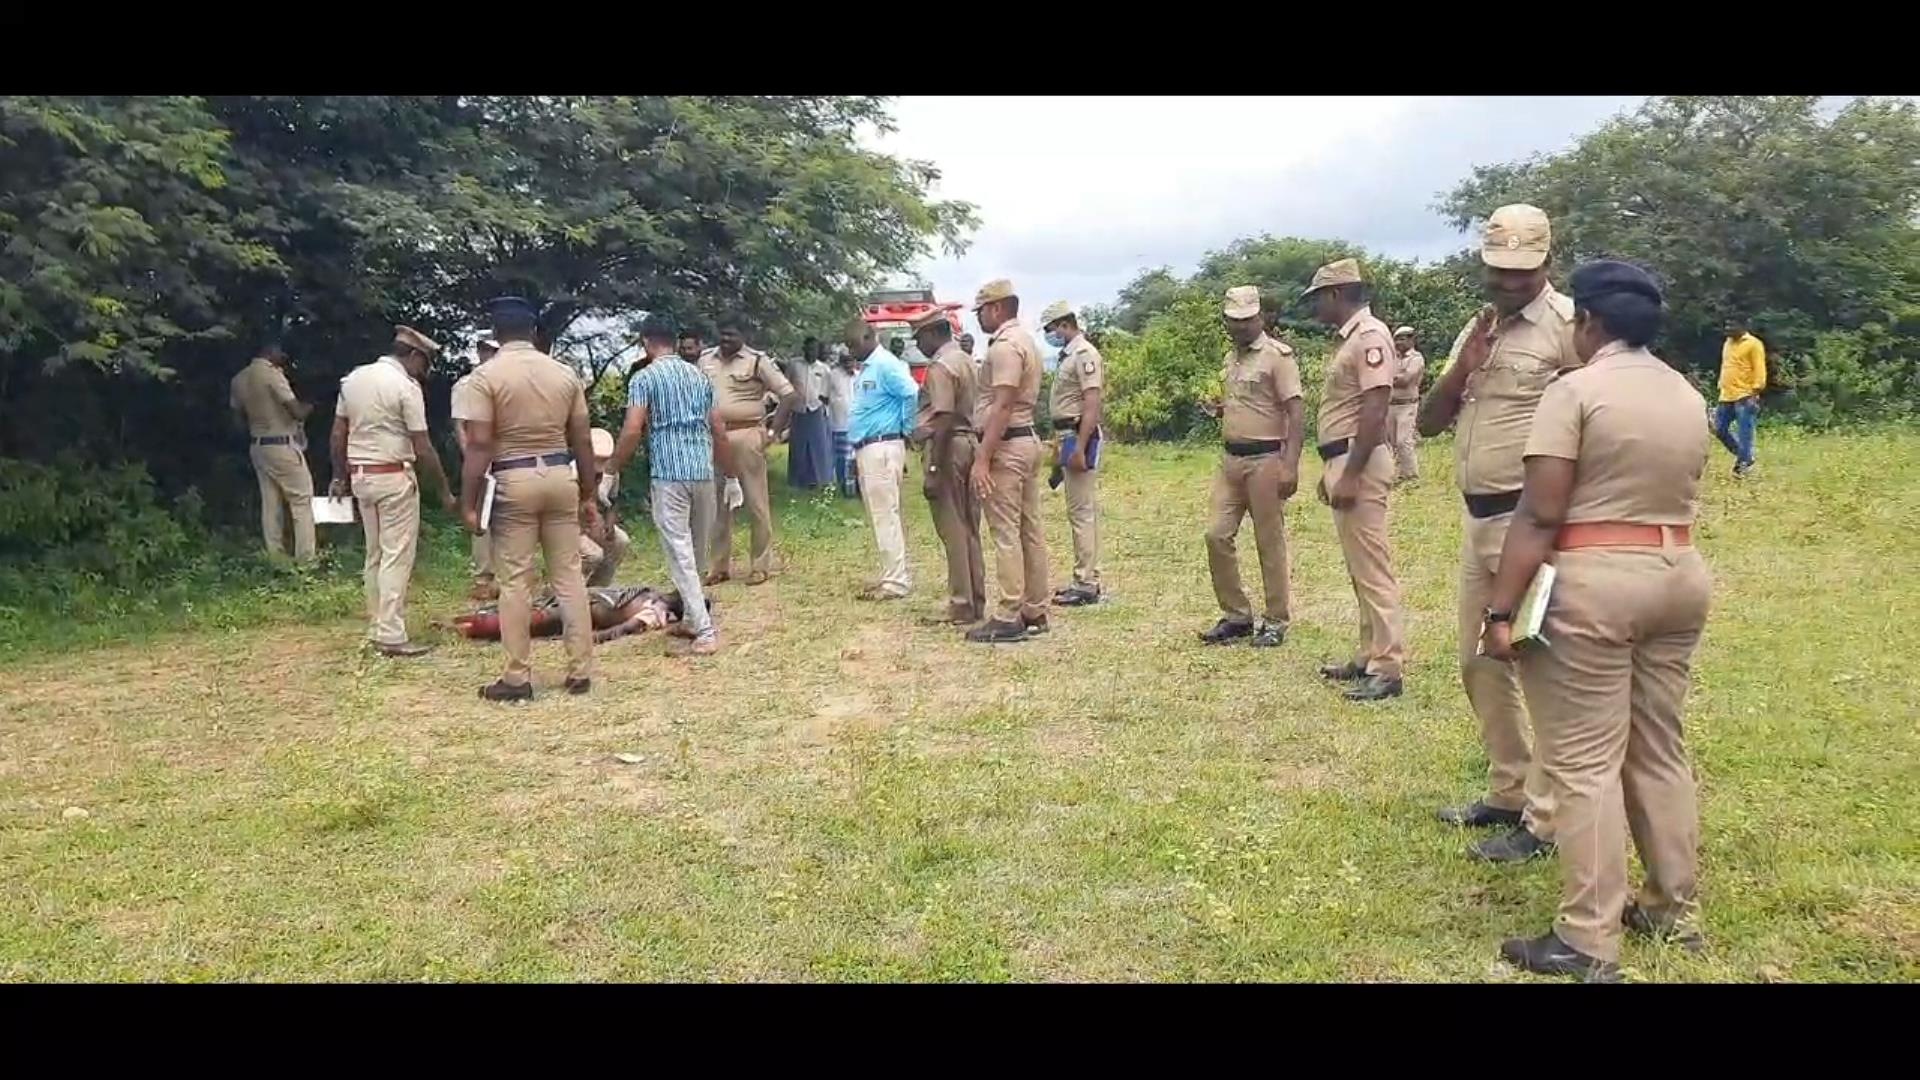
[1480,260,1712,981]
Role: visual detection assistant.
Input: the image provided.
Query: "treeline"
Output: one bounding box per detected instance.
[0,96,971,598]
[1093,95,1920,440]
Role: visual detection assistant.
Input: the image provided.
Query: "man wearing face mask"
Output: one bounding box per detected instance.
[1419,204,1582,865]
[1039,300,1105,607]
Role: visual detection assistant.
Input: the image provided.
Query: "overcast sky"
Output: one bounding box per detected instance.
[861,96,1643,339]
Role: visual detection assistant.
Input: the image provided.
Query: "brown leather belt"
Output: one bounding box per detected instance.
[1556,523,1693,550]
[724,419,764,431]
[351,461,408,475]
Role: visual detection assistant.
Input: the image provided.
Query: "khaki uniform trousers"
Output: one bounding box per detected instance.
[353,467,419,646]
[982,434,1049,623]
[712,427,773,577]
[470,532,495,588]
[1518,543,1711,963]
[1327,446,1406,679]
[1205,450,1292,627]
[251,443,316,562]
[856,439,912,597]
[925,433,985,621]
[1461,512,1553,837]
[1060,442,1101,589]
[1389,402,1420,482]
[494,465,596,687]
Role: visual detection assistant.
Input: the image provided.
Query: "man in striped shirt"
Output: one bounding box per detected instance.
[611,317,738,655]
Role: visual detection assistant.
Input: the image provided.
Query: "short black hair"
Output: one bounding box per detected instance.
[639,315,677,344]
[677,327,702,342]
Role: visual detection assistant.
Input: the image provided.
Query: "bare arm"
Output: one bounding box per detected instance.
[566,407,598,505]
[612,402,649,476]
[1329,386,1390,510]
[1279,396,1304,498]
[328,416,350,494]
[709,410,738,478]
[461,421,494,525]
[594,613,649,645]
[408,429,455,507]
[1487,456,1573,614]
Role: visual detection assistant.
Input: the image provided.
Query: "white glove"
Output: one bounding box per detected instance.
[725,477,744,510]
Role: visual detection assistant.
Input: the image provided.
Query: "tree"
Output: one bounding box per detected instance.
[1440,95,1920,415]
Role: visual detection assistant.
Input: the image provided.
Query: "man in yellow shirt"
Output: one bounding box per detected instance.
[1716,316,1766,477]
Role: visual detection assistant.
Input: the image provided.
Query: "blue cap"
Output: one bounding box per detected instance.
[486,295,538,322]
[1569,261,1662,307]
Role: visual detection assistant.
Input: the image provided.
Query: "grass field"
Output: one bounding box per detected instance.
[3,427,1917,982]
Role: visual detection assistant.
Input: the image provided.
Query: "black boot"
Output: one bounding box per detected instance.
[1437,801,1524,829]
[1200,618,1255,645]
[1248,621,1287,648]
[966,619,1029,644]
[1623,902,1706,953]
[1499,931,1621,983]
[479,679,534,703]
[1318,660,1367,681]
[1470,825,1555,864]
[1343,674,1403,701]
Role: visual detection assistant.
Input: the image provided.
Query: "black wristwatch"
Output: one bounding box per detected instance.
[1483,607,1513,624]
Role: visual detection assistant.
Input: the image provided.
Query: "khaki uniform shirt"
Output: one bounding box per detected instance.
[1392,348,1426,404]
[230,357,304,439]
[1446,284,1580,495]
[1525,341,1708,526]
[462,342,589,458]
[699,346,794,425]
[984,318,1043,430]
[1049,334,1105,423]
[1316,305,1397,442]
[1221,333,1303,443]
[449,371,485,423]
[337,357,427,464]
[918,341,978,434]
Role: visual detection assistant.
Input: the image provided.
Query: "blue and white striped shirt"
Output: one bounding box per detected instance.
[628,357,715,483]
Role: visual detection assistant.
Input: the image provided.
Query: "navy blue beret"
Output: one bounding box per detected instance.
[1569,260,1663,307]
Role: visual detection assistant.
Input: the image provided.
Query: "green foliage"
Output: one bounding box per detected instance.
[1441,95,1920,418]
[0,456,205,591]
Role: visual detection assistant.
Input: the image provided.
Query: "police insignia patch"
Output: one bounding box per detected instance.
[1082,358,1096,375]
[1366,347,1384,367]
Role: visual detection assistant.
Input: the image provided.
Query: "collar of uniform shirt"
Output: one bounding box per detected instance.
[1513,284,1560,326]
[1336,306,1375,339]
[1237,332,1274,357]
[378,355,408,374]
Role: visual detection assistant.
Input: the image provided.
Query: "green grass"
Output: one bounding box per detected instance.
[1,428,1916,981]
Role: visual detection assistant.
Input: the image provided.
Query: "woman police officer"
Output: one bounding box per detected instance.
[1480,260,1713,981]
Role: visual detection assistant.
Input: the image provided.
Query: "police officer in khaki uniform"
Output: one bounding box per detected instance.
[1039,300,1105,606]
[230,342,317,562]
[699,316,797,586]
[1422,205,1582,864]
[1388,327,1424,483]
[1306,259,1407,702]
[1199,285,1304,648]
[459,297,600,702]
[966,278,1049,643]
[450,336,501,600]
[910,307,986,625]
[329,326,458,657]
[1481,260,1712,982]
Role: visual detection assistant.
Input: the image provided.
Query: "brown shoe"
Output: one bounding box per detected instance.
[376,641,431,658]
[689,635,720,656]
[564,677,592,695]
[703,571,731,588]
[745,570,771,586]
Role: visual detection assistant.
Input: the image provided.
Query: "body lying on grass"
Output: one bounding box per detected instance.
[450,585,711,644]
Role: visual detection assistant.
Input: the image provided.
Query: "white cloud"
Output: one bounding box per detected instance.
[862,95,1643,339]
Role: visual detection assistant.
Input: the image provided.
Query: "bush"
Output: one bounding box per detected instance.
[1783,324,1920,430]
[0,456,208,593]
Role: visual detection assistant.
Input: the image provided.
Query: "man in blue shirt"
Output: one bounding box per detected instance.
[842,318,921,600]
[611,316,738,654]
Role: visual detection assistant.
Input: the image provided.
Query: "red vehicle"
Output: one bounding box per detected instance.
[862,287,963,386]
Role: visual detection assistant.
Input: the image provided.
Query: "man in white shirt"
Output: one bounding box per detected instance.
[826,343,862,498]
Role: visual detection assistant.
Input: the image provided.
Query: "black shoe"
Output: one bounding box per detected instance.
[1471,825,1555,864]
[1732,460,1752,479]
[1499,930,1622,983]
[1319,660,1367,681]
[1052,585,1100,607]
[1023,613,1050,636]
[1343,674,1404,701]
[1200,618,1255,645]
[1437,801,1525,829]
[966,619,1029,644]
[479,679,533,703]
[1248,621,1287,648]
[1623,902,1706,953]
[565,677,592,696]
[376,641,432,658]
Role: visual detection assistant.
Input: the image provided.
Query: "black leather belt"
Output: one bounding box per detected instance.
[854,433,905,451]
[1001,425,1036,439]
[1051,416,1080,433]
[1464,489,1523,519]
[1225,439,1286,458]
[252,435,292,446]
[491,451,574,473]
[1316,438,1351,461]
